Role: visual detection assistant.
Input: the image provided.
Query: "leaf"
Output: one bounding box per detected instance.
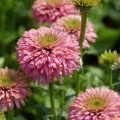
[65,88,75,101]
[93,28,120,53]
[14,118,26,120]
[57,97,75,120]
[3,31,17,45]
[0,57,5,67]
[113,82,120,93]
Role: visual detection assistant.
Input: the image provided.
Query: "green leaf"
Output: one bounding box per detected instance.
[58,97,75,120]
[0,57,5,67]
[65,88,75,101]
[93,28,120,53]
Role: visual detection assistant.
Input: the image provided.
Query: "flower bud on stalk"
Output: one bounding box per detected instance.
[70,0,101,10]
[101,50,118,70]
[101,50,118,89]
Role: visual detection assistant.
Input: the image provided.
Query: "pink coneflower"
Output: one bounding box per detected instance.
[0,67,30,111]
[68,87,120,120]
[16,26,80,85]
[32,0,79,24]
[117,55,120,69]
[52,15,97,48]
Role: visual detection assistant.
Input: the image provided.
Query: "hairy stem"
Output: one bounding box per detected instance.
[76,10,88,96]
[79,10,88,58]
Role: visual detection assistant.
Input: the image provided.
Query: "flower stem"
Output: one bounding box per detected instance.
[79,10,88,58]
[7,109,13,120]
[108,68,113,89]
[49,82,57,120]
[75,71,80,96]
[75,10,88,96]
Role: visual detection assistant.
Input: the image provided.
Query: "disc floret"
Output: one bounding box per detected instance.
[64,18,80,30]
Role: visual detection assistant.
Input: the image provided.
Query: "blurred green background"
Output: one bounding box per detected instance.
[0,0,120,120]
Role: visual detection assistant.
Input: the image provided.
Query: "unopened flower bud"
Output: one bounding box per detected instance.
[101,50,118,69]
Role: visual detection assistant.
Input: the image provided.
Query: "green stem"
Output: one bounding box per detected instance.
[75,10,88,96]
[61,90,65,105]
[7,109,13,120]
[49,82,57,120]
[75,71,80,96]
[79,10,88,58]
[108,68,113,89]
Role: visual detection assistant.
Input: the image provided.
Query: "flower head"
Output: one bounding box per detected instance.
[16,26,80,85]
[101,50,118,69]
[116,55,120,69]
[70,0,101,9]
[52,15,97,48]
[32,0,79,25]
[68,87,120,120]
[0,67,30,111]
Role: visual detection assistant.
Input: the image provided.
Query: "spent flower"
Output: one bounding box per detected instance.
[16,26,80,85]
[68,87,120,120]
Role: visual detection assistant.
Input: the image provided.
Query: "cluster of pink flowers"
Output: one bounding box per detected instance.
[32,0,79,24]
[0,67,30,111]
[68,87,120,120]
[16,26,80,85]
[3,0,120,119]
[52,15,97,48]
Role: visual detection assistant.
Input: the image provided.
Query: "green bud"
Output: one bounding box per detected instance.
[101,50,118,69]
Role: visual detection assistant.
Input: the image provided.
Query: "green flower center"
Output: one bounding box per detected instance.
[64,18,80,30]
[90,99,104,108]
[46,0,62,4]
[38,33,58,46]
[86,97,106,111]
[0,76,13,87]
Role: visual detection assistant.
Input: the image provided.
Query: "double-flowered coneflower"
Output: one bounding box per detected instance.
[32,0,79,24]
[68,87,120,120]
[0,67,30,111]
[117,55,120,69]
[52,15,97,48]
[16,26,80,85]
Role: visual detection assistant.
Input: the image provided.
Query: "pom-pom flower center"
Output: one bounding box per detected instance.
[63,18,80,30]
[45,0,63,5]
[87,98,106,111]
[0,76,14,87]
[37,33,58,47]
